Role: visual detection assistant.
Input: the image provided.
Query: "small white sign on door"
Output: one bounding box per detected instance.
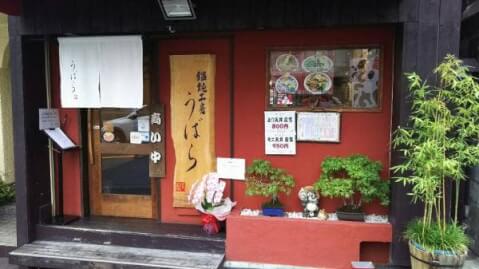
[130,132,143,144]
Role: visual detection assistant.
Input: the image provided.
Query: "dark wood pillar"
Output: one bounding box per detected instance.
[390,0,462,266]
[9,16,52,248]
[8,18,31,247]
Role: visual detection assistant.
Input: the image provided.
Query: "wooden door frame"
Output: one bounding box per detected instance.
[88,109,159,219]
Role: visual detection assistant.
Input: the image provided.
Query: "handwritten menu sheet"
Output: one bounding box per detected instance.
[297,112,341,142]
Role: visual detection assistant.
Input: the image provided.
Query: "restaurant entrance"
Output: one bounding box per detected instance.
[86,37,232,221]
[88,108,159,219]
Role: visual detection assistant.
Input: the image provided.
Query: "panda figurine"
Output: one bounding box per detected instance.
[298,186,319,218]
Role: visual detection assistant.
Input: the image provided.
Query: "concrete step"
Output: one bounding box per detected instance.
[10,240,225,269]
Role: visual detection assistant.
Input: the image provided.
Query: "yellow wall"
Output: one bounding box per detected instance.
[0,13,14,183]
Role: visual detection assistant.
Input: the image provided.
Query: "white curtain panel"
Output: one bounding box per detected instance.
[59,37,101,108]
[98,36,143,108]
[58,35,143,108]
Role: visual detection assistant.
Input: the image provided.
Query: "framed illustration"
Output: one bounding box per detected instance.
[267,47,383,112]
[296,112,341,142]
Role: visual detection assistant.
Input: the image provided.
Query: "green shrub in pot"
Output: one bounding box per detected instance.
[314,154,389,221]
[392,55,479,268]
[245,159,295,216]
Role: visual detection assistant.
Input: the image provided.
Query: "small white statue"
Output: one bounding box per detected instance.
[317,209,328,221]
[298,186,319,218]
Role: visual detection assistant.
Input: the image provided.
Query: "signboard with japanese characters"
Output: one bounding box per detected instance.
[265,111,296,155]
[170,54,216,208]
[149,104,166,178]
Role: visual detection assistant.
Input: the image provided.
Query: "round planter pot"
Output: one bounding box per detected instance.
[408,241,467,269]
[262,207,284,217]
[336,210,364,221]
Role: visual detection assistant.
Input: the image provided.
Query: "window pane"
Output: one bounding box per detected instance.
[101,155,150,195]
[268,48,381,110]
[100,108,150,144]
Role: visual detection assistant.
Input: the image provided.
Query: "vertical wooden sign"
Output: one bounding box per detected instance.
[170,54,216,208]
[149,104,165,178]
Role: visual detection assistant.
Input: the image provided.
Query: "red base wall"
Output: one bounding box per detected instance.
[226,211,392,269]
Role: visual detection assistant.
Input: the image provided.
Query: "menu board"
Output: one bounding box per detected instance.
[264,111,296,155]
[297,112,341,142]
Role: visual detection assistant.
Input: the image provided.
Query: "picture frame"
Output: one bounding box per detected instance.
[266,46,384,112]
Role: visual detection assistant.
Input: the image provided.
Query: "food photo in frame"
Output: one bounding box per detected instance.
[267,48,382,111]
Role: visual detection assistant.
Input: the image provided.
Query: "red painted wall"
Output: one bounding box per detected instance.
[226,212,392,268]
[50,44,83,216]
[58,26,393,222]
[232,28,394,214]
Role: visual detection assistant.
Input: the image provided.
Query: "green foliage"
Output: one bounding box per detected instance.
[245,159,296,204]
[314,154,390,209]
[405,219,469,254]
[392,55,479,252]
[0,181,15,206]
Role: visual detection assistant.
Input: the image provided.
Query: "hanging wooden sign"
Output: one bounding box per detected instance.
[149,104,166,178]
[170,54,216,208]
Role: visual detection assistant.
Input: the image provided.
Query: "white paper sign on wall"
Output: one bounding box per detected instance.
[217,157,245,180]
[264,111,296,155]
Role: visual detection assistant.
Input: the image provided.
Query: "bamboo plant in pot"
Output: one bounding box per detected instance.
[314,154,390,221]
[392,55,479,268]
[245,159,296,217]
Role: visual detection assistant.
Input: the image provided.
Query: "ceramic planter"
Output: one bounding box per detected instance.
[336,209,364,221]
[262,207,284,217]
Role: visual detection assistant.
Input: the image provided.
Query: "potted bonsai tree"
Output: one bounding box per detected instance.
[392,55,479,268]
[245,159,296,216]
[314,154,390,221]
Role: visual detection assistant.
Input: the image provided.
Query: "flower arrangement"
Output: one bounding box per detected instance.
[188,172,236,234]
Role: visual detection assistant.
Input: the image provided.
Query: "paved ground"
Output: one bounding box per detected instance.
[0,203,16,247]
[464,251,479,269]
[0,258,17,269]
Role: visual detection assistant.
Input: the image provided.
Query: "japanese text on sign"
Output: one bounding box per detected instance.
[265,111,296,155]
[170,54,216,208]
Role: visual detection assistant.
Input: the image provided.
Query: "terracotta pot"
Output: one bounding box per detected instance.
[408,241,466,269]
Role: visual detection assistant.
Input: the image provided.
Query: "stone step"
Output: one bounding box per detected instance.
[10,240,225,269]
[36,217,225,254]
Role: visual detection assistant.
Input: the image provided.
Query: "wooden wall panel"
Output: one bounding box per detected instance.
[11,0,404,36]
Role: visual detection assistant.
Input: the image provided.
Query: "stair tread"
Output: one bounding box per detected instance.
[10,240,224,269]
